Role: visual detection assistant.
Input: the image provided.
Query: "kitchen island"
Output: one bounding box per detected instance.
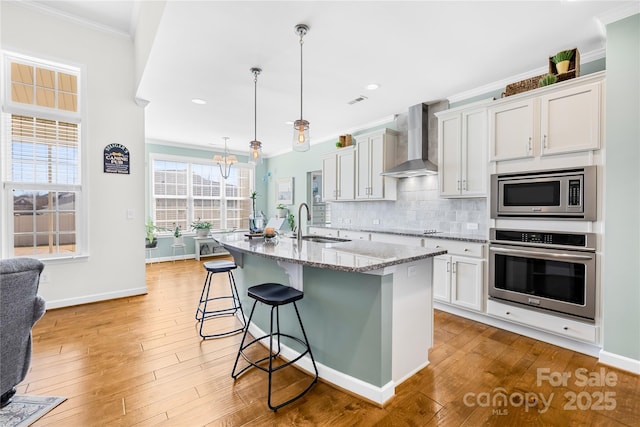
[214,232,446,405]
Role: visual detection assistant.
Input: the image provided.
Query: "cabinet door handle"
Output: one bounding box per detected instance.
[527,137,532,152]
[543,134,548,148]
[462,180,467,191]
[446,261,450,273]
[452,262,457,274]
[457,180,461,191]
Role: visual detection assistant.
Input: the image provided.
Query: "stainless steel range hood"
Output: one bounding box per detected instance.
[381,102,442,177]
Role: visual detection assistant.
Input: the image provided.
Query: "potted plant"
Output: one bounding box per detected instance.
[539,73,557,87]
[145,218,166,248]
[276,203,288,218]
[191,218,212,237]
[287,212,296,233]
[552,50,574,74]
[249,191,265,233]
[173,223,184,245]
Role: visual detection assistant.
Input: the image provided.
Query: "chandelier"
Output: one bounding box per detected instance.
[213,137,237,179]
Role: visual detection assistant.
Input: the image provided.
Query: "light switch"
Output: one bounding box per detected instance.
[127,209,135,219]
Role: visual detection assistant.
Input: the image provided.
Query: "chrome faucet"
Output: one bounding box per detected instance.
[297,202,311,246]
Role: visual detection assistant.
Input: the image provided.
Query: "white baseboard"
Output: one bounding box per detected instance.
[598,350,640,374]
[45,287,147,309]
[245,320,396,405]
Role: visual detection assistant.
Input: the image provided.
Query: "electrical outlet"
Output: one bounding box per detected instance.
[344,218,351,224]
[40,272,50,283]
[373,219,380,225]
[467,223,479,230]
[407,265,417,277]
[127,208,135,219]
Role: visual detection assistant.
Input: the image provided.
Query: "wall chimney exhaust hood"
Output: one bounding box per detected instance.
[381,102,443,178]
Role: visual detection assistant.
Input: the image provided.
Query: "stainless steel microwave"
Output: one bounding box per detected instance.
[490,166,596,220]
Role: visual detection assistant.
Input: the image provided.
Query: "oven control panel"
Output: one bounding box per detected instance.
[491,229,594,248]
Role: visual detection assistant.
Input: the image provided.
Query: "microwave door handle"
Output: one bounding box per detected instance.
[490,247,593,261]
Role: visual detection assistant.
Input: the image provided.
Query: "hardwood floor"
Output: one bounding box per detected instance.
[23,258,638,426]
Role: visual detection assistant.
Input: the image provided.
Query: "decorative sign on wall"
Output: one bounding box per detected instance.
[104,143,130,174]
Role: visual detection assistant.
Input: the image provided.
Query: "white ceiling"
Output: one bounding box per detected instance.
[27,1,637,157]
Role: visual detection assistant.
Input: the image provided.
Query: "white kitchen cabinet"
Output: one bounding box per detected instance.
[370,232,423,247]
[425,238,485,312]
[338,230,370,241]
[487,299,598,343]
[322,148,355,201]
[489,73,603,162]
[308,227,339,237]
[437,101,489,197]
[489,98,535,161]
[539,81,601,156]
[355,129,398,200]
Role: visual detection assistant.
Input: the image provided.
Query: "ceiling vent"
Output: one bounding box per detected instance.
[347,95,368,105]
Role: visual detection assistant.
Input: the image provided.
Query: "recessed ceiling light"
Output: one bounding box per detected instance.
[191,98,207,105]
[366,83,380,91]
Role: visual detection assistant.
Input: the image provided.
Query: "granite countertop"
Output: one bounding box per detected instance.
[311,225,488,243]
[214,232,447,273]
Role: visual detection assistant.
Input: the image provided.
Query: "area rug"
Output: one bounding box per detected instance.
[0,395,66,426]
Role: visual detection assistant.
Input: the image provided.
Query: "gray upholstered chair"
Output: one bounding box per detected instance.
[1,258,46,407]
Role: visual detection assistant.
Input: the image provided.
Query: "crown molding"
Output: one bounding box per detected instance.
[447,47,606,104]
[597,2,640,26]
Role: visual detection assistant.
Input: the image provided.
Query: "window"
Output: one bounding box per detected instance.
[1,53,83,259]
[151,155,253,233]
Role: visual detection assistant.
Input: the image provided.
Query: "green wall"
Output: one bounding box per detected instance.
[603,14,640,361]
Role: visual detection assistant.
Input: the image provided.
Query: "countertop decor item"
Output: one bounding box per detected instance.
[292,24,310,152]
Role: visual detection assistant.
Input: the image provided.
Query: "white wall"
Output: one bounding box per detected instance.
[1,3,147,308]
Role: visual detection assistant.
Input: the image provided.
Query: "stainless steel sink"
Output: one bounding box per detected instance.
[300,235,351,243]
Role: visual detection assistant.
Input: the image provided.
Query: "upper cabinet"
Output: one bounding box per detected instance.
[323,128,398,202]
[489,73,603,162]
[322,147,355,201]
[437,100,490,198]
[355,129,398,200]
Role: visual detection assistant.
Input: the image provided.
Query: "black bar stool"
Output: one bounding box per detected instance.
[231,283,318,411]
[195,260,245,339]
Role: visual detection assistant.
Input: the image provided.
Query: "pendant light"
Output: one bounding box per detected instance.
[213,137,237,179]
[292,24,310,152]
[249,67,263,164]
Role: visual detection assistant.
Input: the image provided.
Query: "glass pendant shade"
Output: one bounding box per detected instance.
[293,119,310,151]
[249,140,262,164]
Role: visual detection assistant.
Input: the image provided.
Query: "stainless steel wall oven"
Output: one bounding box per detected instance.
[489,228,597,322]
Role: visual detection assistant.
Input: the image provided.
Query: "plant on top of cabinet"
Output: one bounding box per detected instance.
[538,73,557,87]
[552,49,574,74]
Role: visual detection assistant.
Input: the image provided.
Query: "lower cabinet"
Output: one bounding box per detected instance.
[487,299,598,343]
[426,239,485,312]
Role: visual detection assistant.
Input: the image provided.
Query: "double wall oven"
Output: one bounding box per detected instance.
[489,229,597,322]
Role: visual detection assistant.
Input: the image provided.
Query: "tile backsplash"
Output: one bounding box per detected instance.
[328,175,488,235]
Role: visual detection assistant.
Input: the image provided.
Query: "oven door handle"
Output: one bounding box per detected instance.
[490,246,594,261]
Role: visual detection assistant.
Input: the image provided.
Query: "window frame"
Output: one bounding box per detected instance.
[1,50,88,261]
[149,153,255,234]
